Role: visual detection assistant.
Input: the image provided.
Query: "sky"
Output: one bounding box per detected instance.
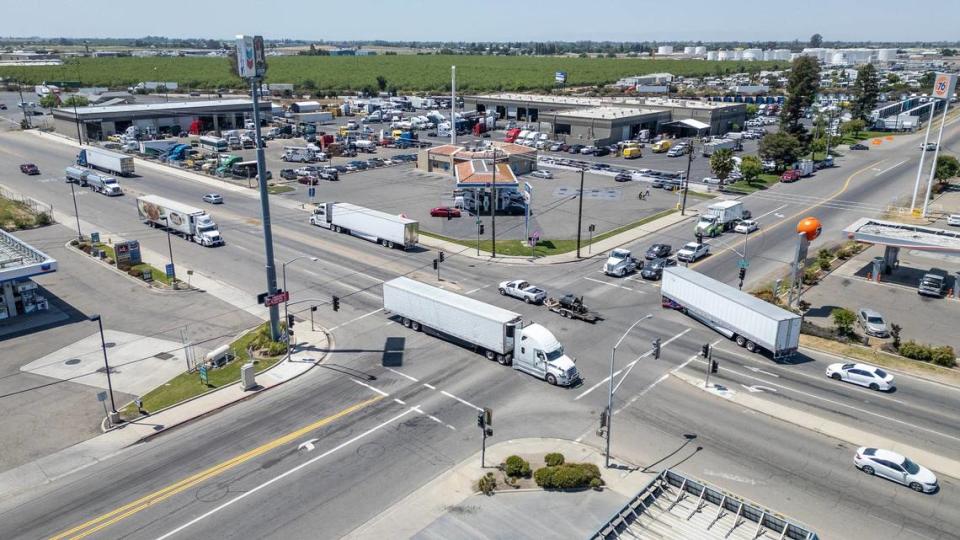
[3,0,958,43]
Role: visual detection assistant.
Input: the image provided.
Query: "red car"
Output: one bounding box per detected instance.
[430,206,461,218]
[20,163,40,175]
[780,169,801,183]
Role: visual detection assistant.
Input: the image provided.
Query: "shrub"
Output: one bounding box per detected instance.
[899,340,931,362]
[534,463,601,490]
[930,346,957,368]
[890,324,902,350]
[477,472,496,495]
[818,258,832,271]
[590,477,603,490]
[836,247,851,260]
[503,455,531,478]
[831,308,856,336]
[35,212,52,226]
[802,267,820,285]
[544,452,565,467]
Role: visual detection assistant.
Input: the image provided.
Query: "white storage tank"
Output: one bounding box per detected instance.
[878,48,897,62]
[706,51,718,61]
[694,46,707,55]
[657,45,674,55]
[683,46,696,55]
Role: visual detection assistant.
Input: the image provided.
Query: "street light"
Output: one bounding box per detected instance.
[89,314,117,416]
[606,313,653,468]
[282,255,319,360]
[69,181,83,242]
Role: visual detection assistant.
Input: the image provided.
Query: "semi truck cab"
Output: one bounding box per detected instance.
[513,324,579,386]
[194,216,223,246]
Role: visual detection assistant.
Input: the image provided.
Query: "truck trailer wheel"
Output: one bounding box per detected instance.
[411,321,421,331]
[498,354,512,366]
[485,350,496,361]
[546,374,557,385]
[402,318,411,328]
[735,335,747,347]
[745,341,757,352]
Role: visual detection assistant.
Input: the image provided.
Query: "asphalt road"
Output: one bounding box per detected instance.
[1,118,958,539]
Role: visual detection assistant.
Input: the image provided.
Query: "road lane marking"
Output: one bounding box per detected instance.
[328,307,384,331]
[584,276,639,292]
[387,367,419,382]
[875,159,907,176]
[441,390,483,411]
[51,395,384,540]
[465,284,491,295]
[155,406,418,540]
[352,379,390,397]
[575,328,690,400]
[393,398,407,406]
[423,383,436,390]
[754,204,788,220]
[616,338,723,414]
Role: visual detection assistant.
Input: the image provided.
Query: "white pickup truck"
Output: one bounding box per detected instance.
[498,280,547,304]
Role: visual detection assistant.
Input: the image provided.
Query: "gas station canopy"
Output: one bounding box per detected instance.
[844,218,960,254]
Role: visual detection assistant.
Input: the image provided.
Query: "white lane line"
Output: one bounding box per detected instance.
[875,159,907,176]
[755,204,788,220]
[445,424,457,431]
[352,379,389,397]
[387,367,420,382]
[575,328,691,400]
[617,338,722,413]
[329,308,384,331]
[698,362,960,444]
[393,398,406,406]
[441,390,483,412]
[156,407,417,540]
[465,284,491,295]
[423,383,436,390]
[584,276,639,292]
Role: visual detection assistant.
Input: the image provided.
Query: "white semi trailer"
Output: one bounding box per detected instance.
[77,147,135,176]
[136,195,224,247]
[309,202,418,249]
[382,277,580,386]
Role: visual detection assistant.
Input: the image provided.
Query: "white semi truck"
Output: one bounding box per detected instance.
[64,166,122,196]
[660,266,801,358]
[382,277,580,386]
[77,147,135,176]
[309,202,418,249]
[136,195,224,247]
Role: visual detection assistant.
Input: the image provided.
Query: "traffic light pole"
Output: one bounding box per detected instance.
[576,167,585,258]
[606,314,652,468]
[704,345,713,388]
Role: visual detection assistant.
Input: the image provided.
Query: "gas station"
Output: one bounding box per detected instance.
[843,217,960,286]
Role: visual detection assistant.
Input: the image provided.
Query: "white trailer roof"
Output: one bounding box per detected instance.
[385,277,519,323]
[335,202,417,225]
[664,267,798,322]
[138,195,204,216]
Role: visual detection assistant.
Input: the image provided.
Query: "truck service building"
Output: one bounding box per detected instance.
[464,93,745,143]
[52,99,272,142]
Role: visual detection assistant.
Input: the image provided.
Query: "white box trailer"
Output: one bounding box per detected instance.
[136,195,224,247]
[309,202,418,249]
[701,139,739,157]
[382,277,579,386]
[77,148,134,176]
[661,266,800,358]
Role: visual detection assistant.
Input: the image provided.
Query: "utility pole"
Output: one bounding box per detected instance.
[490,148,497,258]
[680,133,698,215]
[576,166,585,258]
[703,344,714,388]
[450,66,456,146]
[162,216,176,287]
[16,80,30,128]
[69,181,82,242]
[238,35,281,341]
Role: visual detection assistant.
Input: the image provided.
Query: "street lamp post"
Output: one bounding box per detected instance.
[282,256,318,360]
[576,166,585,258]
[69,181,83,242]
[606,313,653,468]
[89,314,117,416]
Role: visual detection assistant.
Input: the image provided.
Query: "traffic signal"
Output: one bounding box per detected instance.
[479,223,485,235]
[711,359,719,374]
[696,232,704,245]
[483,407,492,427]
[332,295,340,311]
[439,251,445,263]
[600,408,609,429]
[432,259,438,270]
[739,267,747,281]
[477,411,485,428]
[652,337,661,359]
[701,343,711,358]
[287,314,295,334]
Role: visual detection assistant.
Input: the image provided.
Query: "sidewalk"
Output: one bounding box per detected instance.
[0,324,331,501]
[419,209,700,265]
[347,438,657,539]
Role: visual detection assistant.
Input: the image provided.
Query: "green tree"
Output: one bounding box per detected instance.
[919,71,936,89]
[851,64,879,121]
[745,104,758,116]
[759,132,802,168]
[809,33,823,48]
[739,155,763,185]
[710,148,735,182]
[831,308,856,336]
[39,93,59,108]
[62,95,89,107]
[935,155,960,183]
[780,56,820,136]
[376,75,388,92]
[841,119,866,139]
[302,79,316,90]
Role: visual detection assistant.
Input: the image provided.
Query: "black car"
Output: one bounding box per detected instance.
[645,243,672,260]
[279,168,298,180]
[614,171,633,182]
[568,145,584,154]
[593,147,610,157]
[850,143,869,150]
[332,165,348,173]
[641,257,677,280]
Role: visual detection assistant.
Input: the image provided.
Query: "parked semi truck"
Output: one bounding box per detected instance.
[136,195,224,247]
[695,200,745,237]
[382,277,580,386]
[701,139,740,157]
[64,166,123,196]
[309,202,418,249]
[661,266,800,358]
[77,147,134,176]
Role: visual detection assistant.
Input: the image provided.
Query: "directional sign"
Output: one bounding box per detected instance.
[738,259,750,269]
[264,290,289,307]
[165,263,175,278]
[199,365,209,385]
[96,391,107,402]
[308,187,316,198]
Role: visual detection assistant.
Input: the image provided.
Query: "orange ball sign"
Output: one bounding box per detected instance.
[797,216,822,241]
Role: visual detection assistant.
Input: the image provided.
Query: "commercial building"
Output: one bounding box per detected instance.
[465,93,745,143]
[0,229,57,321]
[52,99,272,141]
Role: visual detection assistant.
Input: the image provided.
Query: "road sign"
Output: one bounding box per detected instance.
[264,290,289,307]
[96,391,107,402]
[165,263,175,278]
[199,365,209,385]
[308,187,316,198]
[932,73,958,100]
[738,258,750,269]
[91,232,100,244]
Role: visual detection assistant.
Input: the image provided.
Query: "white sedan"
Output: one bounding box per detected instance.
[825,362,894,391]
[530,169,553,179]
[498,280,546,304]
[734,219,759,234]
[947,214,960,226]
[854,447,938,493]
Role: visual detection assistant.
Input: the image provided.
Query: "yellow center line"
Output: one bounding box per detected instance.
[691,159,885,269]
[50,395,383,540]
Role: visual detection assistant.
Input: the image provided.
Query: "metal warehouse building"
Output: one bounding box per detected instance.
[464,93,746,144]
[52,99,272,142]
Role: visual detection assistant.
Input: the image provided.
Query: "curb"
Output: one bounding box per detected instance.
[65,241,193,294]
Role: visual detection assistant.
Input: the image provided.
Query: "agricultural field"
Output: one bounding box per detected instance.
[0,56,784,93]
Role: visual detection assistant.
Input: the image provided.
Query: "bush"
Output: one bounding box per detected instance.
[803,266,820,285]
[477,472,496,495]
[818,258,832,271]
[899,340,931,362]
[503,455,531,478]
[35,212,52,226]
[534,463,601,490]
[590,477,603,490]
[931,346,957,368]
[831,308,856,336]
[544,452,565,467]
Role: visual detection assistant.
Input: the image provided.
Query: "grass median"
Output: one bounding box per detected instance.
[120,323,284,420]
[800,335,960,387]
[420,209,676,257]
[91,241,172,285]
[725,174,780,194]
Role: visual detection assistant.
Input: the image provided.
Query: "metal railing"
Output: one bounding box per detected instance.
[0,184,54,218]
[588,469,819,540]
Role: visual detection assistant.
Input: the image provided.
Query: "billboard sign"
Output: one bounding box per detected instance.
[932,73,958,100]
[114,240,142,268]
[236,35,267,79]
[555,71,567,84]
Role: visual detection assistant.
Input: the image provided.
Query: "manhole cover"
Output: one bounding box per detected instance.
[154,352,175,360]
[64,358,81,365]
